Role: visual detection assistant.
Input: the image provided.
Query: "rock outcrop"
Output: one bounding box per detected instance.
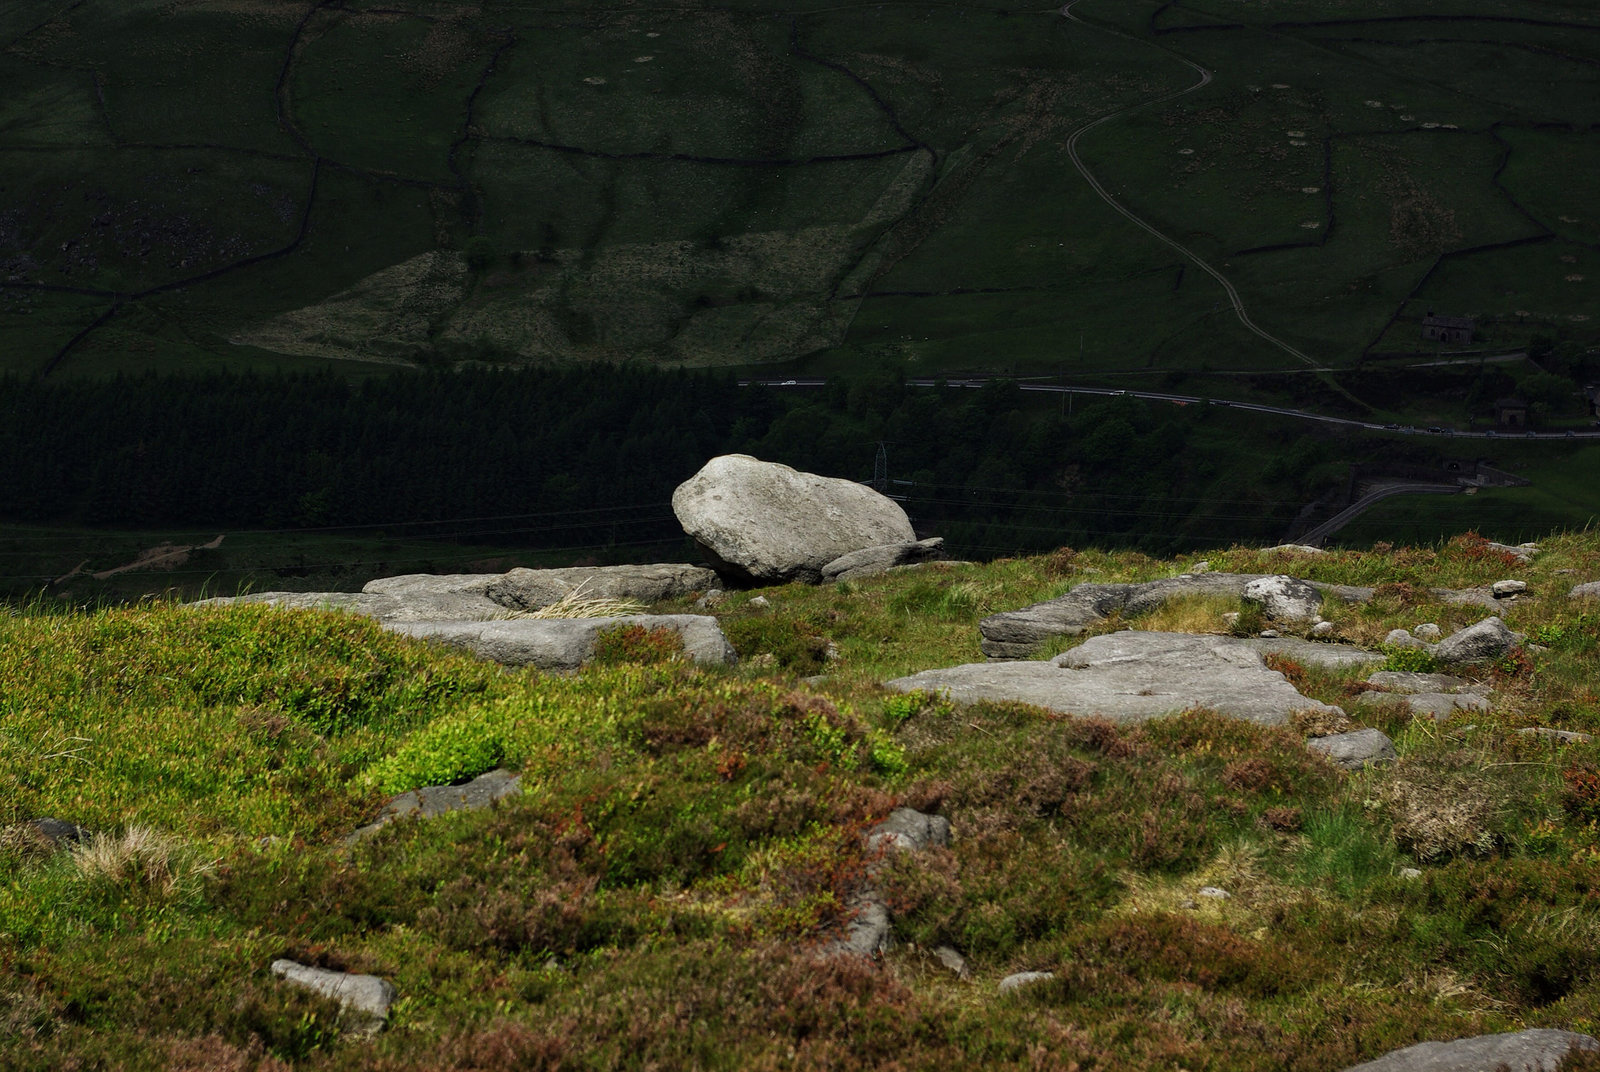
[192,564,718,622]
[270,960,396,1036]
[889,631,1345,726]
[1431,615,1518,666]
[1340,1028,1598,1072]
[1243,575,1326,624]
[822,538,947,582]
[1570,580,1600,600]
[348,768,522,842]
[672,455,915,584]
[979,573,1371,658]
[1305,728,1397,770]
[385,615,736,670]
[824,808,951,958]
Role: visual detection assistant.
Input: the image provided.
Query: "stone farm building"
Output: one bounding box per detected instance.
[1422,313,1475,346]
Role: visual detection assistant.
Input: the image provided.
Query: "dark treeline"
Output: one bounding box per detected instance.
[0,367,1339,558]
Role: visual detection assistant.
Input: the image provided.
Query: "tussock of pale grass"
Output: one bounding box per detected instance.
[71,827,213,895]
[497,582,646,620]
[1133,594,1245,635]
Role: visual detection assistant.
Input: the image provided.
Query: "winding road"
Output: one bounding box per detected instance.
[1058,1,1327,371]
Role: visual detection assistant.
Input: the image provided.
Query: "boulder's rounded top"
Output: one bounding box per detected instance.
[673,455,914,584]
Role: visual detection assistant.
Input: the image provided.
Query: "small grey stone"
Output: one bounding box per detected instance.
[349,768,522,842]
[1399,868,1422,880]
[933,946,971,980]
[1412,623,1443,641]
[1384,628,1425,649]
[1518,727,1594,745]
[1432,616,1517,665]
[1259,629,1280,638]
[1491,579,1528,598]
[1310,621,1335,638]
[1307,728,1397,770]
[748,596,770,609]
[1570,580,1600,600]
[1262,544,1325,555]
[867,808,952,854]
[825,897,892,958]
[1191,560,1211,574]
[997,971,1055,993]
[1339,1028,1598,1072]
[1197,886,1230,900]
[29,818,88,845]
[271,960,395,1033]
[694,588,725,609]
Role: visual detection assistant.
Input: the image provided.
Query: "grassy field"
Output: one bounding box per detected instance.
[2,0,1595,387]
[4,533,1600,1068]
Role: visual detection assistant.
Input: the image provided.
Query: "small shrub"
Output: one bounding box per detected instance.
[723,616,830,672]
[1381,646,1439,673]
[591,624,685,665]
[1562,764,1600,824]
[367,708,506,793]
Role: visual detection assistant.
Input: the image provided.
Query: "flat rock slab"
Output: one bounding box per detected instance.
[1519,727,1595,745]
[1234,637,1384,671]
[271,960,395,1034]
[1570,580,1600,599]
[385,614,736,670]
[889,631,1344,727]
[1365,671,1481,694]
[823,538,947,583]
[979,573,1371,658]
[349,768,521,841]
[1340,1028,1598,1072]
[1306,728,1397,770]
[1355,691,1489,721]
[193,564,717,623]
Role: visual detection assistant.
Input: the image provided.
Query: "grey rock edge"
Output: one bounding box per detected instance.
[270,960,396,1036]
[823,808,951,959]
[822,538,948,583]
[348,768,522,842]
[384,615,736,671]
[979,573,1374,659]
[1339,1028,1598,1072]
[191,563,718,623]
[672,455,916,584]
[998,971,1055,993]
[887,631,1345,727]
[1306,729,1397,771]
[1568,580,1600,599]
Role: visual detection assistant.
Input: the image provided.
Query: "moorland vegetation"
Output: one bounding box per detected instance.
[3,531,1600,1069]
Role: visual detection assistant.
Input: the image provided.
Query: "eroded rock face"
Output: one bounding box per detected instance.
[672,455,915,584]
[889,631,1345,727]
[384,615,736,670]
[1339,1028,1598,1072]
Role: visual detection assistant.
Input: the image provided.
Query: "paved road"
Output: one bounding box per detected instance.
[741,378,1600,440]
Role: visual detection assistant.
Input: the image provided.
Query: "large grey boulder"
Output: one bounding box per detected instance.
[484,564,719,611]
[822,538,947,583]
[1306,728,1397,770]
[1431,615,1517,666]
[888,631,1345,727]
[385,615,736,670]
[270,960,396,1035]
[672,455,915,584]
[1243,575,1325,624]
[1340,1028,1598,1072]
[979,573,1369,658]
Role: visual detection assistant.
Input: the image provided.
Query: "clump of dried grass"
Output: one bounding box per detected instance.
[71,826,214,895]
[498,583,646,621]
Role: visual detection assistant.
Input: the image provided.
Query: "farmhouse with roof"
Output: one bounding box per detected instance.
[1421,312,1474,345]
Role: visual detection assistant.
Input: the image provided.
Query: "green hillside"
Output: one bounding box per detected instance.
[3,0,1597,379]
